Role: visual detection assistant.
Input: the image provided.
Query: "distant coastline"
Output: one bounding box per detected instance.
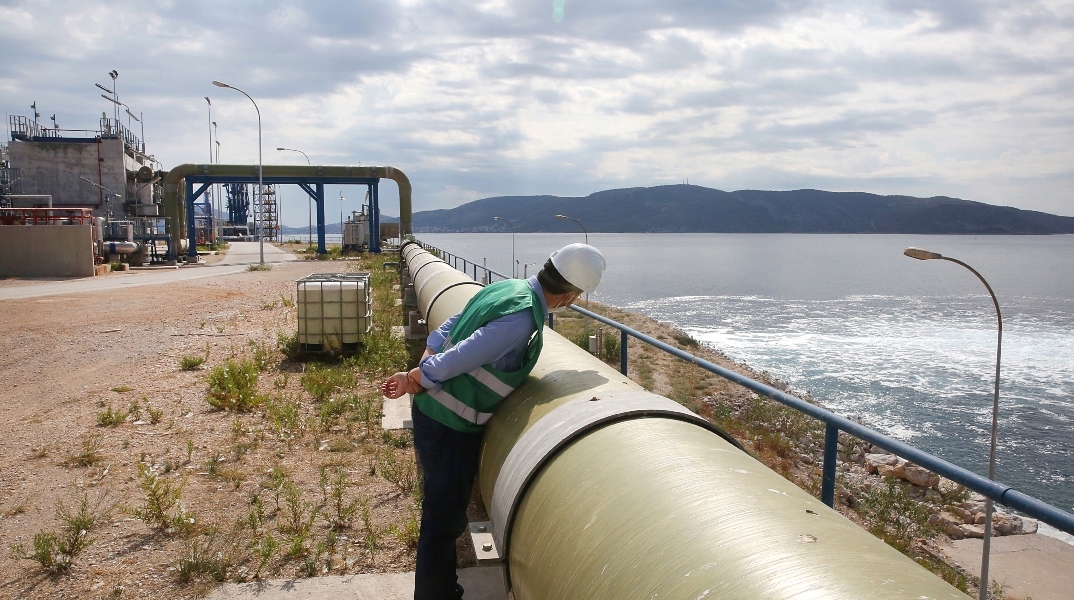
[406,184,1074,235]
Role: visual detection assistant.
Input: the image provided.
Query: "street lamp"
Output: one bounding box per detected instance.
[522,262,539,278]
[904,247,1002,600]
[494,216,516,277]
[203,98,215,241]
[555,214,587,244]
[278,147,312,250]
[212,80,264,266]
[212,121,219,234]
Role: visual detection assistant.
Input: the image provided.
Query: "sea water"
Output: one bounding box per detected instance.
[418,232,1074,512]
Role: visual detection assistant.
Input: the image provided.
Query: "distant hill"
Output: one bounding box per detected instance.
[411,185,1074,234]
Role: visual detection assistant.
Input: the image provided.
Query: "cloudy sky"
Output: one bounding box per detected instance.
[2,0,1073,226]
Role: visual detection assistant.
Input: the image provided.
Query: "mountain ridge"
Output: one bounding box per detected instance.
[409,185,1074,234]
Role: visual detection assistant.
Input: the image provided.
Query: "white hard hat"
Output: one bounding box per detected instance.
[550,243,606,294]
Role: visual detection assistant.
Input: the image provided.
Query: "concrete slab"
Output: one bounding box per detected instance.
[382,394,413,430]
[939,533,1074,600]
[205,566,507,600]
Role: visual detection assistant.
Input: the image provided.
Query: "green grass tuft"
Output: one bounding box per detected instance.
[206,358,264,412]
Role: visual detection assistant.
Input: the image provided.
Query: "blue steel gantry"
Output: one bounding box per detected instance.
[179,170,382,258]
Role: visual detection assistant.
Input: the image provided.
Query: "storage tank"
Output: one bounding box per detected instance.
[296,273,372,352]
[343,210,369,251]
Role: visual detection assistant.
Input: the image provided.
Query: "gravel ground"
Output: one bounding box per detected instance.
[0,256,419,599]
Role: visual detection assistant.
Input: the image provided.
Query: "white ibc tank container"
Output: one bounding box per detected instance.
[296,274,372,350]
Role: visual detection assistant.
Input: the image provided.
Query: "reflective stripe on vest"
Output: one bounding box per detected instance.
[426,387,495,425]
[438,335,517,398]
[468,367,516,397]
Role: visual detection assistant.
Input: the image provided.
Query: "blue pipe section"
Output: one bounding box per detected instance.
[371,181,381,253]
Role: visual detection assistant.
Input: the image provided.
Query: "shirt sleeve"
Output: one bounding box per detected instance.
[425,311,460,353]
[418,310,535,390]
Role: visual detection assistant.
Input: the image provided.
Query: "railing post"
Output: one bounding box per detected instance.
[548,312,554,330]
[822,423,839,507]
[620,330,628,375]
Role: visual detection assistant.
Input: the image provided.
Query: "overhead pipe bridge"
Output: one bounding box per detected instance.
[400,241,968,600]
[161,164,412,259]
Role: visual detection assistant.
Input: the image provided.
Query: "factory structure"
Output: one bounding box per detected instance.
[2,84,412,278]
[0,106,274,276]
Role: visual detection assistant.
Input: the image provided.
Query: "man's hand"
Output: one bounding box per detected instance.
[381,369,425,399]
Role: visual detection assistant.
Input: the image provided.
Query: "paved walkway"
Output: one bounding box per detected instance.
[205,566,508,600]
[0,242,297,301]
[939,530,1074,600]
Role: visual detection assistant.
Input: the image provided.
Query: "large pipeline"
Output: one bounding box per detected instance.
[400,241,968,600]
[162,164,413,259]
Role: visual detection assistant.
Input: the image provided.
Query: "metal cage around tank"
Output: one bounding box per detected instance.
[296,273,372,353]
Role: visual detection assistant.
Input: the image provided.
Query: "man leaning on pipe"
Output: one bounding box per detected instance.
[382,243,606,600]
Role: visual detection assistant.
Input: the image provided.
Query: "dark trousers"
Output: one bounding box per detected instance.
[412,402,484,600]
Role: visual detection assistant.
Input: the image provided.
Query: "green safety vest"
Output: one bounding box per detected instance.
[414,279,545,433]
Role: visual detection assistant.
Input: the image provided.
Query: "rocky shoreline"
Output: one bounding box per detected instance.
[861,450,1038,540]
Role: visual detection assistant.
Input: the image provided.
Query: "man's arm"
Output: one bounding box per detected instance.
[417,310,535,389]
[382,310,535,399]
[425,312,460,353]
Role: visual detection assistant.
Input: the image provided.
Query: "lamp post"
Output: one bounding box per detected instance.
[904,247,1002,600]
[278,147,312,250]
[212,80,264,266]
[213,121,219,235]
[340,192,345,248]
[204,97,214,241]
[494,216,516,277]
[109,70,118,124]
[555,214,587,244]
[522,262,538,278]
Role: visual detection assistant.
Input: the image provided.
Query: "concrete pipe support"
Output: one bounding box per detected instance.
[399,241,968,600]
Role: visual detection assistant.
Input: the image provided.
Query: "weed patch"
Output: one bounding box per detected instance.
[207,358,263,412]
[858,477,938,549]
[10,493,111,573]
[324,467,365,530]
[389,503,421,549]
[301,363,355,402]
[264,394,302,441]
[248,339,274,372]
[180,354,206,371]
[64,434,105,467]
[176,529,232,584]
[130,464,192,532]
[376,448,417,494]
[96,404,129,427]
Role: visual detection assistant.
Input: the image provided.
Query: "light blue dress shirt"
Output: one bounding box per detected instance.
[419,276,548,390]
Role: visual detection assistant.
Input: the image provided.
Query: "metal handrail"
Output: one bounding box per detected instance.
[413,240,1074,537]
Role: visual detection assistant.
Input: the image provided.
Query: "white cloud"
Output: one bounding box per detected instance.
[1,0,1072,224]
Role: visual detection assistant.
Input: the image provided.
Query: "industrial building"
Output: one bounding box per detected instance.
[0,112,180,275]
[0,109,278,276]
